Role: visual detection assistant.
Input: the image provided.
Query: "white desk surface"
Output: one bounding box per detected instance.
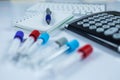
[0,1,120,80]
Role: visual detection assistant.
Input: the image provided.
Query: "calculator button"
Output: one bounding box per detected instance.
[94,19,100,22]
[99,17,106,20]
[116,16,120,19]
[103,16,107,19]
[101,13,108,16]
[88,17,94,20]
[112,21,116,25]
[89,25,97,30]
[117,19,120,23]
[115,25,120,28]
[93,15,99,18]
[112,16,117,20]
[83,23,90,27]
[101,20,108,24]
[102,25,110,29]
[83,19,89,22]
[96,28,104,32]
[95,23,102,26]
[106,18,113,22]
[113,33,120,39]
[111,17,118,20]
[97,14,103,17]
[113,20,120,24]
[107,15,114,18]
[77,21,83,25]
[108,22,115,26]
[104,16,109,18]
[115,16,119,19]
[89,21,95,24]
[104,27,118,35]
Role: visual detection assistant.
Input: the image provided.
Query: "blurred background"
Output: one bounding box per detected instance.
[0,0,120,3]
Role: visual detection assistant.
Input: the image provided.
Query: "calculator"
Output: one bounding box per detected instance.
[66,11,120,53]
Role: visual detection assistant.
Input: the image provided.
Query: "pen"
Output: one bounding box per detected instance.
[45,8,52,25]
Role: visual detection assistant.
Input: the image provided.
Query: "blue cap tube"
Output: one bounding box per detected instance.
[14,31,24,42]
[38,32,50,44]
[66,40,79,53]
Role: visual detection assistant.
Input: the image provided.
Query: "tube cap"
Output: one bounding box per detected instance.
[78,44,93,59]
[14,31,24,42]
[66,40,79,53]
[29,30,40,41]
[55,37,68,47]
[39,32,50,44]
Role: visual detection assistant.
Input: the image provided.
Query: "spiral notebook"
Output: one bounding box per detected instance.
[13,2,105,32]
[13,11,73,32]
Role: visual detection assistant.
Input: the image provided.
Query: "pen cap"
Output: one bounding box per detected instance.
[78,44,93,59]
[66,40,79,53]
[14,31,24,42]
[38,32,50,44]
[55,37,68,47]
[46,8,51,14]
[29,30,40,41]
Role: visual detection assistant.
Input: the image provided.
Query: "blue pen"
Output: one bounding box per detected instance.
[45,8,52,25]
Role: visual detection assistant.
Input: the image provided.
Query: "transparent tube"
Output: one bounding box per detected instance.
[53,52,82,73]
[26,39,43,55]
[38,52,82,80]
[17,36,34,55]
[31,42,59,64]
[7,38,21,59]
[41,45,69,65]
[21,42,60,67]
[38,44,93,79]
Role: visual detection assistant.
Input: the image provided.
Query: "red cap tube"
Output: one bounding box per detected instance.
[78,44,93,59]
[29,30,40,41]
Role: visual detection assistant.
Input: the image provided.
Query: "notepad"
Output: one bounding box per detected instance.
[13,11,73,32]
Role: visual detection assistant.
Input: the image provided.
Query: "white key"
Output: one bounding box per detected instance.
[113,33,120,39]
[104,27,118,35]
[96,28,104,32]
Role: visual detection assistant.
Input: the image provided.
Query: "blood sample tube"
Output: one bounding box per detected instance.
[53,44,93,74]
[17,30,40,55]
[26,32,50,54]
[41,39,79,65]
[24,37,68,66]
[7,31,24,59]
[38,44,93,80]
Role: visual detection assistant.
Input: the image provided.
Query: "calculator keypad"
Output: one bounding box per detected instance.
[68,11,120,45]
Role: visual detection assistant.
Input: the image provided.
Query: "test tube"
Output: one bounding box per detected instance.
[18,15,73,55]
[25,37,68,66]
[53,44,93,74]
[26,32,50,55]
[17,30,40,55]
[7,31,24,59]
[41,39,79,65]
[38,44,93,80]
[27,15,74,54]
